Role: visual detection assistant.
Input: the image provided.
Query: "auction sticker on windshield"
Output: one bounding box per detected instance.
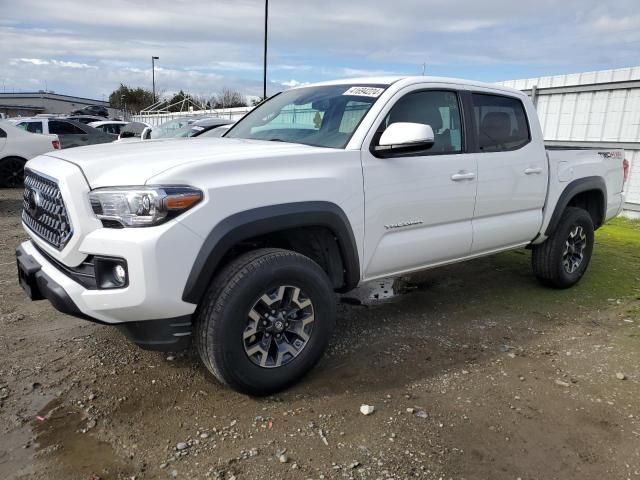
[343,86,384,97]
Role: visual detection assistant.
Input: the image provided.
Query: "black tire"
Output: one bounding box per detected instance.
[195,248,336,395]
[532,207,594,289]
[0,156,26,188]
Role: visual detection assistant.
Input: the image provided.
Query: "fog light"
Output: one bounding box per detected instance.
[114,264,127,285]
[94,257,128,289]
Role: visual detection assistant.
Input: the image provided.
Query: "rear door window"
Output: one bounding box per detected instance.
[16,121,44,134]
[0,127,6,138]
[49,121,86,135]
[472,93,530,152]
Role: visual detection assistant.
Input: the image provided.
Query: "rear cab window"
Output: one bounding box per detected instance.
[472,93,530,152]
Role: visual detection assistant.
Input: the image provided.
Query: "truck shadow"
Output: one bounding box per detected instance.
[294,248,586,397]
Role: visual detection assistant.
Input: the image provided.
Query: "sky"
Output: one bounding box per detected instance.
[0,0,639,102]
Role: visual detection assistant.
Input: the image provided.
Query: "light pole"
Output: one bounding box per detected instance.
[152,56,159,103]
[263,0,268,100]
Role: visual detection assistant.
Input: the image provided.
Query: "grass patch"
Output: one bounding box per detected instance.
[461,217,640,313]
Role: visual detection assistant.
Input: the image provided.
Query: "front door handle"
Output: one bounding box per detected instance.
[524,167,543,175]
[451,171,476,181]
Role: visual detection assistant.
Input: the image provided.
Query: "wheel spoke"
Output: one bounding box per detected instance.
[275,340,298,367]
[286,313,314,341]
[292,287,311,309]
[260,285,286,307]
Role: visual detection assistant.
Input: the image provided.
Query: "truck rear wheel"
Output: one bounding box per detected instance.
[195,248,336,395]
[532,207,594,289]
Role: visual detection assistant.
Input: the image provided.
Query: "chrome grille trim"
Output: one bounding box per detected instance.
[22,169,73,250]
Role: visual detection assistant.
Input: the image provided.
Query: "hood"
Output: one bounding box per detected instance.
[44,138,321,188]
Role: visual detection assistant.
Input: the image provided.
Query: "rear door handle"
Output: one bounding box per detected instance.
[451,171,476,181]
[524,167,543,175]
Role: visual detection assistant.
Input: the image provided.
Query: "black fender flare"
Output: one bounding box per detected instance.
[182,201,360,304]
[545,176,607,236]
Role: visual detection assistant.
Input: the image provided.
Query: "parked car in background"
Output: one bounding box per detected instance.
[198,124,233,138]
[150,116,209,139]
[0,120,60,187]
[71,105,109,117]
[66,115,105,125]
[115,122,152,142]
[179,118,234,137]
[88,120,129,137]
[13,118,113,149]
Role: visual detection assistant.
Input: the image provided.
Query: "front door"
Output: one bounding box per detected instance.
[361,88,477,279]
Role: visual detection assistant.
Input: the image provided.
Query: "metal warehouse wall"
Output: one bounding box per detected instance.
[498,67,640,208]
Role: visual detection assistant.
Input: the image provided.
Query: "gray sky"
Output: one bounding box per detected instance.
[0,0,638,100]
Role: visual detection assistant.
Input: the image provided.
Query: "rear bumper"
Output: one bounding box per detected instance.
[16,243,192,351]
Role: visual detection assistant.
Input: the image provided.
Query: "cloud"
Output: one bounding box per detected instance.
[280,79,309,88]
[13,58,50,66]
[591,14,640,32]
[0,0,638,99]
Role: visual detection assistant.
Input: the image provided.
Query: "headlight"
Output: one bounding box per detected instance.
[89,186,203,227]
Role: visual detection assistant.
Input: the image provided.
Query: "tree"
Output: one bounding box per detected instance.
[166,90,189,112]
[109,84,154,114]
[213,88,248,108]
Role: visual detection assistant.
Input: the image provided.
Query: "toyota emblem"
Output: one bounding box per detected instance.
[26,188,41,218]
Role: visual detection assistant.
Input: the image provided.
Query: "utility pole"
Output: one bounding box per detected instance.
[152,56,159,102]
[263,0,268,100]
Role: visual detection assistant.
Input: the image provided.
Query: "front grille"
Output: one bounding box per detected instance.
[22,170,73,250]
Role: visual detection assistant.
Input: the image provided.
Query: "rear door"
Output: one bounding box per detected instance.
[469,92,548,253]
[361,87,477,279]
[48,120,89,148]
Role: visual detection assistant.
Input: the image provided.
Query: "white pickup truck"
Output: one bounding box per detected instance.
[16,76,629,394]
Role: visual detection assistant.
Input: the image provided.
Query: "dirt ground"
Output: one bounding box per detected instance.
[1,187,639,480]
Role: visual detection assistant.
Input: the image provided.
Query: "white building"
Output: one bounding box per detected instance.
[498,66,640,211]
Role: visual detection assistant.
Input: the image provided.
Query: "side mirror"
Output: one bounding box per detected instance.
[374,122,435,156]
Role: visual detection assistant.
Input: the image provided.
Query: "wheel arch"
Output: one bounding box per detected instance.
[545,176,606,236]
[182,202,360,304]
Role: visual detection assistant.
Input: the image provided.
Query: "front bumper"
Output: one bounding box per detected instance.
[16,243,193,351]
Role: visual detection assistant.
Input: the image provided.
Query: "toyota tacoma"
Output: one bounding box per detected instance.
[16,77,629,394]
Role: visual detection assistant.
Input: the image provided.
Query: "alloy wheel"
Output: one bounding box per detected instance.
[243,285,315,368]
[562,225,587,274]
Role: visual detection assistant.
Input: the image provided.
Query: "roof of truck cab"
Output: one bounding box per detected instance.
[301,76,525,96]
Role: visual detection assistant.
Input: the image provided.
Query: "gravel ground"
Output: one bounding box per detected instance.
[1,187,639,480]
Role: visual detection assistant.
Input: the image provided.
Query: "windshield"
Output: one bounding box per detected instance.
[225,84,387,148]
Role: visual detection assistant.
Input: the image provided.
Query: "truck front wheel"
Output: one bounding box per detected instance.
[195,248,336,395]
[532,207,594,289]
